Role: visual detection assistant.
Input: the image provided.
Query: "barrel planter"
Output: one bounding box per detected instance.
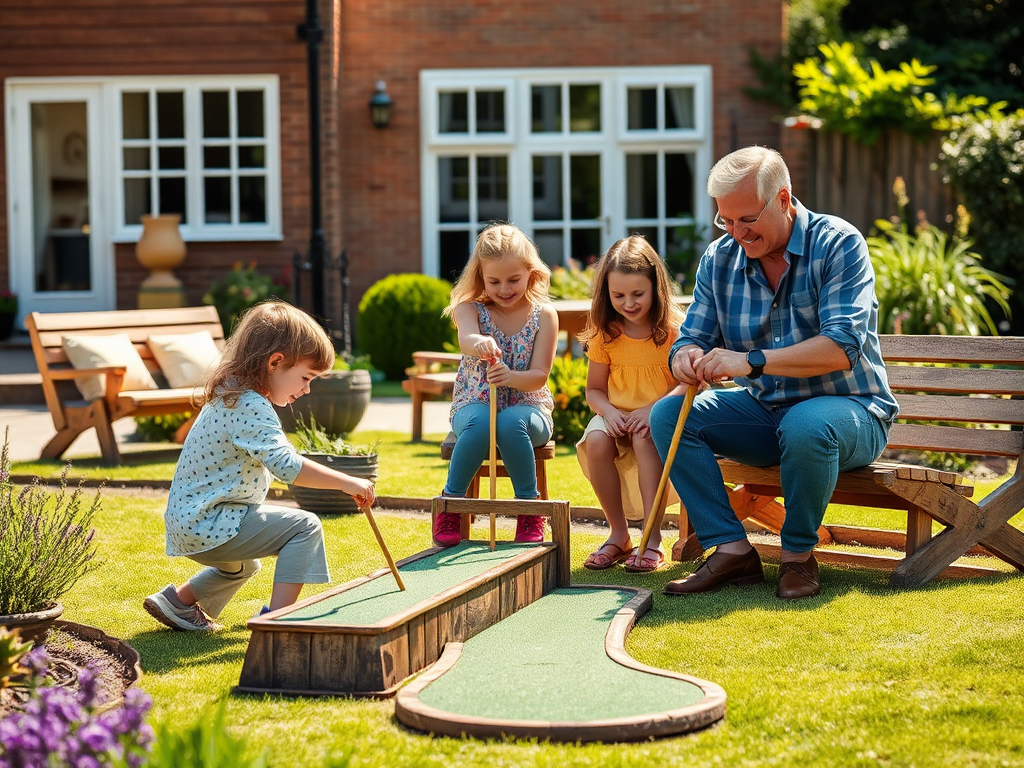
[0,601,63,645]
[277,369,371,436]
[288,452,379,515]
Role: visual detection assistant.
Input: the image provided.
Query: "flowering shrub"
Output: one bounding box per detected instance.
[0,645,154,767]
[548,264,594,300]
[548,355,590,444]
[0,430,100,615]
[0,290,17,314]
[203,261,290,336]
[134,412,194,443]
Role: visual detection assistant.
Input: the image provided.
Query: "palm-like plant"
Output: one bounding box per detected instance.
[868,180,1011,336]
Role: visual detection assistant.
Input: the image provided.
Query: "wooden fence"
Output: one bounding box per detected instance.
[791,129,954,236]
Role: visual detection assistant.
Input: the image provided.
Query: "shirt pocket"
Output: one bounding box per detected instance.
[788,289,820,335]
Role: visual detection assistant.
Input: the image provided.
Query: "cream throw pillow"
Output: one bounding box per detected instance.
[62,333,159,401]
[147,331,222,389]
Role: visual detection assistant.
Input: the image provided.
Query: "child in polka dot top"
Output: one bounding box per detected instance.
[144,301,375,632]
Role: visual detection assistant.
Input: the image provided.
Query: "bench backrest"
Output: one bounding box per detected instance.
[26,306,225,409]
[880,334,1024,459]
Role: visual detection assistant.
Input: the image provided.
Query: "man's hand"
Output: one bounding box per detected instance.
[671,346,705,386]
[694,347,752,384]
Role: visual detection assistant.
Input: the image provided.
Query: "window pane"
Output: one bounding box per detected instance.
[156,91,184,138]
[159,177,186,223]
[439,230,471,282]
[569,84,600,132]
[627,87,657,130]
[204,176,232,223]
[570,154,600,220]
[204,146,231,169]
[571,228,601,266]
[438,157,469,223]
[665,152,696,218]
[626,153,658,219]
[475,90,505,133]
[158,146,185,170]
[237,90,265,137]
[239,176,266,223]
[439,92,468,133]
[238,145,265,168]
[665,86,695,129]
[476,156,508,222]
[531,85,561,133]
[203,91,230,138]
[533,229,564,268]
[532,155,562,221]
[122,92,150,139]
[628,226,658,246]
[124,177,151,225]
[123,147,150,171]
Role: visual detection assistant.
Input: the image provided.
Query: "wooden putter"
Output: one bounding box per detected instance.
[358,499,406,591]
[488,378,498,550]
[635,384,696,565]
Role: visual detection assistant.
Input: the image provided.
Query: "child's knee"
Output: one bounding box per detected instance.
[219,559,261,580]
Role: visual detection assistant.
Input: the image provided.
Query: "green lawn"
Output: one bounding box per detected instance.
[13,429,1024,766]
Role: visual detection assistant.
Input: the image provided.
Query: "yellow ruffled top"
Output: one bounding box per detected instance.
[585,329,678,411]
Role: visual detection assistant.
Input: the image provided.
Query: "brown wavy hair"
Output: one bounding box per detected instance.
[443,223,551,324]
[203,301,335,407]
[579,235,682,350]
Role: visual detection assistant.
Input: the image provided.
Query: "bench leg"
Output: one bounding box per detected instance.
[905,506,933,557]
[410,390,426,442]
[93,406,122,466]
[40,402,108,462]
[672,507,704,561]
[535,458,549,500]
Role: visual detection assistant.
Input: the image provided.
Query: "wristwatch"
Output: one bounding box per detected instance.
[746,349,766,380]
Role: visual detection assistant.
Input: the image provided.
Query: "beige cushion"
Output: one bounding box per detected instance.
[147,331,222,389]
[62,333,159,401]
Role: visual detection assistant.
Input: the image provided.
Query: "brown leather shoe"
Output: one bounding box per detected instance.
[776,554,820,599]
[663,547,765,595]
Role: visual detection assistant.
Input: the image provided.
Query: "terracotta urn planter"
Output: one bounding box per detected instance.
[276,369,372,436]
[288,453,379,515]
[136,213,187,308]
[0,601,64,645]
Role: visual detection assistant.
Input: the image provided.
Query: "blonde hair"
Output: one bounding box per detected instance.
[579,235,682,349]
[204,301,335,407]
[707,146,791,202]
[443,224,551,324]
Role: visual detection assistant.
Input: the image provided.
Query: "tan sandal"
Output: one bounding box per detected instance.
[624,547,666,573]
[583,542,633,571]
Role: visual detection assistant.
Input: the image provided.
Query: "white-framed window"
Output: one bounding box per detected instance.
[112,75,281,241]
[421,67,712,280]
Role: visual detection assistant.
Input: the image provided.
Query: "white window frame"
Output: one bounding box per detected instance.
[421,66,713,276]
[108,75,281,242]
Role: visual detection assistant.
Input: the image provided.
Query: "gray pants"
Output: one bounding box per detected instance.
[187,504,329,617]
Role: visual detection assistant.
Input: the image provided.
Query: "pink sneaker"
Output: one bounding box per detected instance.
[514,515,545,543]
[432,512,462,547]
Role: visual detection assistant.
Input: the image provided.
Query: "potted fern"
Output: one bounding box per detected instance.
[287,416,379,515]
[0,430,100,643]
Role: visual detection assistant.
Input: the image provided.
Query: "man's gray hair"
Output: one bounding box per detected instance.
[707,146,792,202]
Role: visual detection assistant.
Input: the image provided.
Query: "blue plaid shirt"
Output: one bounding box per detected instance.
[672,198,898,425]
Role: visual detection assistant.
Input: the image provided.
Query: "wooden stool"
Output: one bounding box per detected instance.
[440,431,555,500]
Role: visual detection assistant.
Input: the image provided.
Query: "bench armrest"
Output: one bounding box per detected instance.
[47,365,128,381]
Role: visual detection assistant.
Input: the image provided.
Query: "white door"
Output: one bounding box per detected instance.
[7,83,113,324]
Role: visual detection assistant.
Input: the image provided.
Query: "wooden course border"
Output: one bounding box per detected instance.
[394,587,727,743]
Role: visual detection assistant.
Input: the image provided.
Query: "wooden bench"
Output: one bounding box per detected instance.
[402,351,461,441]
[26,306,225,466]
[672,334,1024,587]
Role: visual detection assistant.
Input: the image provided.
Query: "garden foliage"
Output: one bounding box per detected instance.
[133,412,193,443]
[0,433,100,615]
[203,261,290,336]
[547,356,590,444]
[357,274,456,380]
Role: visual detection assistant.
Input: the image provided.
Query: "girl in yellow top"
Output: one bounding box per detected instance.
[577,236,684,572]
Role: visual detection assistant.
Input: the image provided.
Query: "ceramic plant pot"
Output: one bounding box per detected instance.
[0,601,64,645]
[276,369,372,436]
[288,453,379,515]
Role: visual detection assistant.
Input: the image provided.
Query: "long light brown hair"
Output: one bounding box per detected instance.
[203,301,334,407]
[443,224,551,325]
[579,235,682,350]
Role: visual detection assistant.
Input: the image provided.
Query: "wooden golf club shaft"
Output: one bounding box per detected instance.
[489,381,498,550]
[359,501,406,591]
[635,384,696,565]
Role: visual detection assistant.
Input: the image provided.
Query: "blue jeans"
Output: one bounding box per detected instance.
[650,388,888,553]
[443,403,552,499]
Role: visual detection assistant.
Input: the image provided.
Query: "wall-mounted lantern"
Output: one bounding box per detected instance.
[369,80,393,129]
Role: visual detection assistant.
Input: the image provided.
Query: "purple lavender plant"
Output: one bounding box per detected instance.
[0,647,154,768]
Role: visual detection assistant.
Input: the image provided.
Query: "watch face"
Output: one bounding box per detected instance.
[748,350,766,368]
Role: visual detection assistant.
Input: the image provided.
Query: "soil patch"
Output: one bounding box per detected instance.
[0,622,141,717]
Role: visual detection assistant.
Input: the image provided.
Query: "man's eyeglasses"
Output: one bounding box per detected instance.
[714,199,769,232]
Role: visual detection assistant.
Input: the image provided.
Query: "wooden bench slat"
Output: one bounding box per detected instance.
[894,393,1024,425]
[28,307,224,332]
[887,423,1024,457]
[34,322,226,352]
[885,364,1024,396]
[880,334,1024,364]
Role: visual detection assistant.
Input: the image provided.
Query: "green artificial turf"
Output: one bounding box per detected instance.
[417,587,706,722]
[277,542,539,626]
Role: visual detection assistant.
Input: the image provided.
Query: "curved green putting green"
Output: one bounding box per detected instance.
[395,587,726,742]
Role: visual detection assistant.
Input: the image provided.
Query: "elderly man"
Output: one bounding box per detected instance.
[650,146,897,599]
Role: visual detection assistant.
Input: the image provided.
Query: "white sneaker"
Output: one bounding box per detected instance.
[143,584,222,632]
